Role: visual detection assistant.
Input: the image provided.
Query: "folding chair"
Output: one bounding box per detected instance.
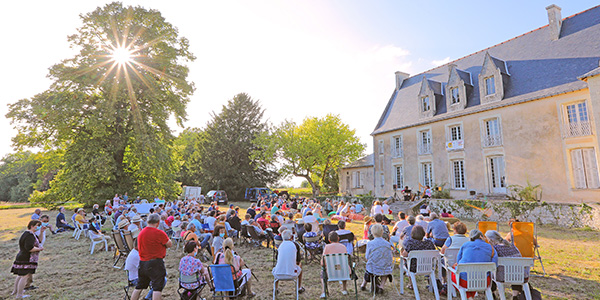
[88,231,108,254]
[122,230,136,252]
[322,224,339,244]
[322,253,358,300]
[295,224,305,244]
[302,234,323,264]
[171,227,182,251]
[476,221,498,236]
[338,232,358,263]
[399,250,441,300]
[511,222,545,276]
[112,230,129,269]
[272,238,283,267]
[448,262,496,300]
[177,271,207,300]
[495,257,534,300]
[442,248,460,299]
[247,226,267,247]
[209,264,248,299]
[124,271,136,300]
[239,225,251,246]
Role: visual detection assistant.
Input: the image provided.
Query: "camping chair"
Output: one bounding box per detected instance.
[495,257,534,300]
[399,250,441,300]
[122,230,136,252]
[511,222,545,276]
[177,271,207,300]
[247,225,267,247]
[322,224,339,244]
[302,234,323,264]
[171,227,183,251]
[209,264,249,299]
[295,224,305,244]
[201,223,213,234]
[239,225,251,246]
[124,270,136,300]
[338,232,358,263]
[88,231,109,254]
[272,238,283,267]
[322,253,358,300]
[442,248,460,299]
[477,221,498,236]
[112,230,129,269]
[448,262,496,300]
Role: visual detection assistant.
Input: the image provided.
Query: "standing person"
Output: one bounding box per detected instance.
[131,214,172,300]
[11,219,44,299]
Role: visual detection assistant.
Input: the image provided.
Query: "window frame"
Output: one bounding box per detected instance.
[393,164,404,189]
[481,117,503,147]
[562,100,592,138]
[451,159,466,190]
[421,96,431,112]
[391,135,403,158]
[450,87,460,105]
[484,76,495,95]
[420,161,434,188]
[418,129,432,155]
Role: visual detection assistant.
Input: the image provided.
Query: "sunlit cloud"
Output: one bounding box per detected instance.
[432,56,451,66]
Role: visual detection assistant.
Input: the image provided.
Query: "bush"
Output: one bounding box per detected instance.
[432,183,453,199]
[508,180,541,202]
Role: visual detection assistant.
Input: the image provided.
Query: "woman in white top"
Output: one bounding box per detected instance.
[370,201,384,217]
[440,222,469,254]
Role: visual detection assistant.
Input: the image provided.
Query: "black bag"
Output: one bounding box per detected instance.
[518,287,542,300]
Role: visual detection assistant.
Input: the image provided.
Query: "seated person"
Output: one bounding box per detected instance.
[302,212,318,232]
[179,241,212,293]
[212,225,226,254]
[399,216,416,247]
[128,216,143,238]
[401,226,435,273]
[89,218,110,243]
[31,209,42,220]
[91,204,106,224]
[415,215,428,232]
[213,238,255,297]
[273,229,304,294]
[453,230,498,300]
[74,208,90,229]
[440,209,450,218]
[335,220,354,255]
[440,222,469,254]
[423,186,432,199]
[240,214,252,226]
[302,223,323,251]
[55,206,75,231]
[360,224,393,293]
[401,186,412,201]
[183,223,200,245]
[256,212,270,230]
[390,212,409,244]
[320,232,351,298]
[269,214,281,234]
[419,204,430,217]
[368,214,390,241]
[486,230,529,299]
[425,213,449,247]
[204,211,217,231]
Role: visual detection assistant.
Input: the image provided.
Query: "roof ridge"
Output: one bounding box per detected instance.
[404,4,600,81]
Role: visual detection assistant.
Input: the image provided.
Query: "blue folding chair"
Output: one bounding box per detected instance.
[209,264,248,299]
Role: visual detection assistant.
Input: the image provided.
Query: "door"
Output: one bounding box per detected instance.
[488,156,506,193]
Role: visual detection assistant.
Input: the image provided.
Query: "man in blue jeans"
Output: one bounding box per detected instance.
[425,213,449,247]
[190,213,212,254]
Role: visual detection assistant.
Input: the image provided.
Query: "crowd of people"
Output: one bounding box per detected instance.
[10,194,530,300]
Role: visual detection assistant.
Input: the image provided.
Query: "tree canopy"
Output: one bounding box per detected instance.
[274,114,365,196]
[6,2,194,206]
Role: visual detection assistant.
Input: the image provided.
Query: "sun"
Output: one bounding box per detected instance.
[111,46,133,65]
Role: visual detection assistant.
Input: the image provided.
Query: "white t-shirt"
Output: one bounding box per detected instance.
[382,204,390,214]
[35,228,46,247]
[272,240,298,276]
[371,205,383,216]
[205,216,216,230]
[394,220,409,236]
[125,249,140,281]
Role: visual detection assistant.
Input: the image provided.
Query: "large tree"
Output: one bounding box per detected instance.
[274,114,365,197]
[199,93,279,200]
[7,3,195,206]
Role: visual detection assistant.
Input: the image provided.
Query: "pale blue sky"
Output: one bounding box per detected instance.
[1,1,597,186]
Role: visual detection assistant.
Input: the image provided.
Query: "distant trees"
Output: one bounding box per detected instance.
[273,114,365,197]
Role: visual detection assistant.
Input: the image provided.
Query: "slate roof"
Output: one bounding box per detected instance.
[342,154,374,169]
[373,5,600,135]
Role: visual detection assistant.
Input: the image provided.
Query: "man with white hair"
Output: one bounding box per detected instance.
[272,229,304,294]
[190,213,211,253]
[425,213,449,247]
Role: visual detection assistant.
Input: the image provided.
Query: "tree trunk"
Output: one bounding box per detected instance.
[294,172,319,198]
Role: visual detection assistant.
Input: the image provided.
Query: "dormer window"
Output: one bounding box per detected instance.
[485,76,495,95]
[450,87,460,104]
[479,52,509,104]
[422,96,430,112]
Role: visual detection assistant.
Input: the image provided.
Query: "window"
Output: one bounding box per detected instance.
[392,135,403,158]
[352,171,364,188]
[379,154,384,170]
[452,160,466,189]
[485,76,495,95]
[421,162,433,187]
[378,140,384,154]
[483,118,502,147]
[571,148,600,189]
[563,102,591,137]
[394,165,404,188]
[380,172,385,187]
[450,87,460,104]
[418,130,432,155]
[422,96,430,112]
[449,125,462,141]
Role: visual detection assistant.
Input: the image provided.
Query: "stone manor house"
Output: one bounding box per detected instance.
[340,4,600,203]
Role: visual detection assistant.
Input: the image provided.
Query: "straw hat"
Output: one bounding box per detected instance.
[131,215,142,223]
[364,216,374,224]
[118,218,130,229]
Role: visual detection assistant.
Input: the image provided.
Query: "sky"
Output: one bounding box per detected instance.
[1,0,598,186]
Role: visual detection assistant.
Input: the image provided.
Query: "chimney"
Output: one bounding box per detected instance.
[395,71,410,90]
[546,4,562,40]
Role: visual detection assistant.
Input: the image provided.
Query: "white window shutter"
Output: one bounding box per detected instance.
[352,172,357,188]
[360,172,365,188]
[583,148,600,188]
[571,149,587,189]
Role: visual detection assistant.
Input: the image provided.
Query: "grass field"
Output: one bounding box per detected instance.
[0,202,599,300]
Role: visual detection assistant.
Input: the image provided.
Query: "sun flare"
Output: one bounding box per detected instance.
[111,47,133,65]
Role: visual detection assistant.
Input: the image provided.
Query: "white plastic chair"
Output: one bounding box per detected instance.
[171,227,182,250]
[448,262,496,300]
[442,248,460,299]
[496,257,534,300]
[272,273,299,300]
[89,231,108,254]
[72,221,81,238]
[399,250,441,300]
[74,222,86,240]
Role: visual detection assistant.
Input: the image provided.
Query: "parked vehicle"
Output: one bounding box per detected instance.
[206,190,228,205]
[244,187,289,202]
[182,186,202,201]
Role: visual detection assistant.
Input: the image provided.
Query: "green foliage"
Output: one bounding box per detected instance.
[300,180,309,188]
[174,128,205,187]
[508,180,542,202]
[6,3,194,205]
[431,183,453,199]
[274,114,365,197]
[199,93,279,201]
[0,151,40,202]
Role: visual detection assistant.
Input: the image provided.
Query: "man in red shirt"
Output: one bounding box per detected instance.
[131,213,172,300]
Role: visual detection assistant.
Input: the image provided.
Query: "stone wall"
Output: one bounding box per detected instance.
[425,199,600,230]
